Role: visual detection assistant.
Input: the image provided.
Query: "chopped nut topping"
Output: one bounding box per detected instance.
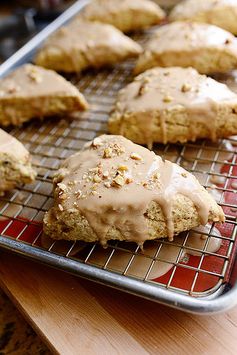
[112,175,125,187]
[126,177,133,184]
[91,137,102,148]
[93,174,101,183]
[163,95,173,103]
[144,77,151,83]
[102,170,109,178]
[28,70,42,83]
[181,172,187,178]
[118,165,128,172]
[130,152,142,160]
[104,182,111,188]
[68,181,76,186]
[58,204,64,211]
[91,190,98,196]
[91,184,98,190]
[152,172,160,180]
[89,167,98,173]
[58,192,67,200]
[103,147,112,158]
[138,83,148,96]
[7,85,19,94]
[113,143,125,155]
[75,190,82,198]
[181,83,191,92]
[163,71,170,76]
[57,183,67,192]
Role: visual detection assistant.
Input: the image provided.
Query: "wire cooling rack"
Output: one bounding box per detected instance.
[0,0,237,313]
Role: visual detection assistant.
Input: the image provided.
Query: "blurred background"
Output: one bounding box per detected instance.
[0,0,75,63]
[0,0,179,63]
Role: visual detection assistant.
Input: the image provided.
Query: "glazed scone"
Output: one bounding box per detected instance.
[0,64,88,127]
[109,67,237,146]
[169,0,237,35]
[134,22,237,75]
[34,20,142,73]
[43,135,224,246]
[0,129,36,194]
[80,0,165,33]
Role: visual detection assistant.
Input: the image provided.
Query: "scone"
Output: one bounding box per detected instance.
[34,20,142,73]
[109,67,237,147]
[80,0,165,33]
[0,64,88,127]
[0,129,36,194]
[43,135,224,246]
[134,22,237,75]
[169,0,237,35]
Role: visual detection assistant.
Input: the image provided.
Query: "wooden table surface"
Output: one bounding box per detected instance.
[0,251,237,355]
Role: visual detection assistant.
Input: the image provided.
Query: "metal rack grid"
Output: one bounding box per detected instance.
[0,1,237,313]
[0,61,237,298]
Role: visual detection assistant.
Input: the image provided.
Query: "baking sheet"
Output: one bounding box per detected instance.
[0,0,237,313]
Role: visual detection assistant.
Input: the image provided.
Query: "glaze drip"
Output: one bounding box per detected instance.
[52,135,223,246]
[110,67,237,147]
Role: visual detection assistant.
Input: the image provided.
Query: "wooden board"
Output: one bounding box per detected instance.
[0,251,237,355]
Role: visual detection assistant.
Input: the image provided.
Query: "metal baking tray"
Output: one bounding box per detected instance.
[0,0,237,314]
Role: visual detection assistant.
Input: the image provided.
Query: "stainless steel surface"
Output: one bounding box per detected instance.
[0,0,237,314]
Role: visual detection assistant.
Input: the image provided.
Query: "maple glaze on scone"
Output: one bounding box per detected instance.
[169,0,237,35]
[0,129,36,194]
[134,22,237,75]
[80,0,165,33]
[109,67,237,147]
[43,135,224,246]
[0,64,88,127]
[35,20,142,73]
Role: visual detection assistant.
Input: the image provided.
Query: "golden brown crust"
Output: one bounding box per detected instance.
[134,22,237,75]
[34,20,142,73]
[80,0,165,32]
[43,135,224,246]
[109,67,237,145]
[169,0,237,35]
[43,194,224,244]
[0,129,36,194]
[0,64,88,127]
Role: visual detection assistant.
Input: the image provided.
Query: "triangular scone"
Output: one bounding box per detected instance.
[80,0,165,33]
[0,129,36,194]
[43,135,224,246]
[34,20,142,73]
[109,67,237,146]
[169,0,237,35]
[134,22,237,75]
[0,64,88,127]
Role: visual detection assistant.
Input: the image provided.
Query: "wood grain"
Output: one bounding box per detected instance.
[0,251,237,355]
